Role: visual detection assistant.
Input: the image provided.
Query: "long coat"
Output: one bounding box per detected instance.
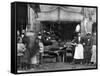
[22,36,39,58]
[83,35,93,63]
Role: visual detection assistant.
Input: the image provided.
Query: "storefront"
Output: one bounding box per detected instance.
[26,4,97,63]
[27,4,96,36]
[34,6,83,40]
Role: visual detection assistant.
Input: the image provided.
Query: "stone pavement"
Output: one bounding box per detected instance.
[18,62,96,73]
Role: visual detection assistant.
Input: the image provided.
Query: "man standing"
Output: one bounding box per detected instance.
[74,33,84,64]
[83,33,93,65]
[38,39,44,64]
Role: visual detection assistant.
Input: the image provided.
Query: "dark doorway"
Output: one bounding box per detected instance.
[16,3,28,32]
[92,22,97,33]
[60,21,80,40]
[41,21,80,41]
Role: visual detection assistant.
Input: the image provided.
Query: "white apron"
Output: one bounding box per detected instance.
[91,45,96,63]
[74,44,84,59]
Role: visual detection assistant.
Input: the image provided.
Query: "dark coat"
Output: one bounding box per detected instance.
[22,36,40,58]
[22,36,30,48]
[83,35,93,62]
[83,35,93,49]
[73,36,84,44]
[29,41,40,58]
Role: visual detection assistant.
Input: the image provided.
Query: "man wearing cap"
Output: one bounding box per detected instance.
[83,33,93,65]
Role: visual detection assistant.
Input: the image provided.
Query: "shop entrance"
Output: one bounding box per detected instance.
[41,21,80,41]
[60,21,80,40]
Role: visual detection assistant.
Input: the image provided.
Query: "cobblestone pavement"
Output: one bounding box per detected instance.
[18,62,96,73]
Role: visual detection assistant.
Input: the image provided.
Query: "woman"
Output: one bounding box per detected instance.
[91,32,96,65]
[74,33,84,64]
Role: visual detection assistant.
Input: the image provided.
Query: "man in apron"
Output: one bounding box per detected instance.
[74,33,84,64]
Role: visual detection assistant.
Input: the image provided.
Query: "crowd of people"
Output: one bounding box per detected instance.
[17,29,97,70]
[17,30,45,70]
